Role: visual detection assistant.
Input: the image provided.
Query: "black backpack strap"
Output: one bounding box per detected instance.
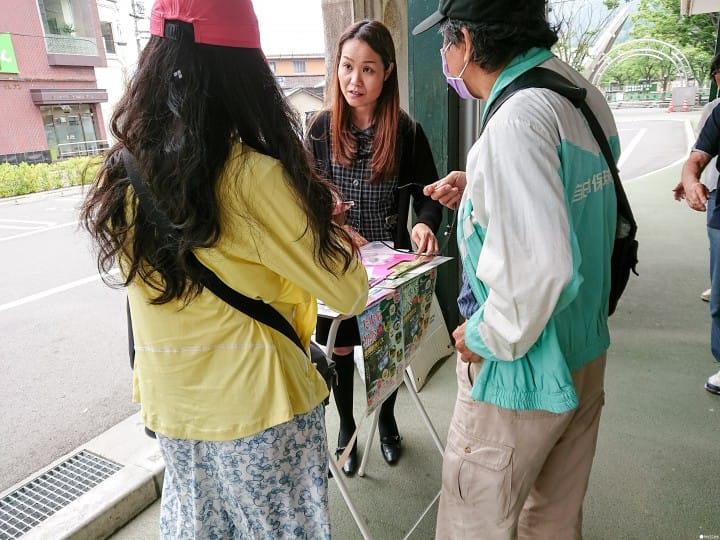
[127,296,135,369]
[187,260,306,352]
[121,148,177,235]
[481,67,586,135]
[481,67,637,241]
[121,149,306,354]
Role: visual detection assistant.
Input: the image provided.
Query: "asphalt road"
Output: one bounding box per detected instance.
[613,107,698,180]
[0,106,703,495]
[0,187,138,493]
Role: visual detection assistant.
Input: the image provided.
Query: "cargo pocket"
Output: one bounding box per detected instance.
[442,424,513,524]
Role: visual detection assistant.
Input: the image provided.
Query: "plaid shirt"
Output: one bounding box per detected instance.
[330,125,398,242]
[307,110,442,249]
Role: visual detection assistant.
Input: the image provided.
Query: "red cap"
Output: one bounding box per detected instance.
[150,0,261,48]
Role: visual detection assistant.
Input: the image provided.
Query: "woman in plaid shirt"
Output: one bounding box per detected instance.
[306,19,442,476]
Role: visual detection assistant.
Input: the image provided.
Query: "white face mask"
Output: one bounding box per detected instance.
[441,43,477,101]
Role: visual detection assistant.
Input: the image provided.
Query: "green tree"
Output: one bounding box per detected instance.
[631,0,717,84]
[550,0,626,71]
[600,56,658,88]
[601,62,633,87]
[633,56,660,83]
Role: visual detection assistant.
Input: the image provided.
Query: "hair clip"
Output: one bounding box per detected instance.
[172,69,183,80]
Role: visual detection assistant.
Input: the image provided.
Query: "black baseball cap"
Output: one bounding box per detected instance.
[412,0,543,35]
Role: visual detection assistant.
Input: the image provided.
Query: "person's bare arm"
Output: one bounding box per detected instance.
[677,151,712,211]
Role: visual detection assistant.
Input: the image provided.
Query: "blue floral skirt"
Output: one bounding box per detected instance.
[157,405,330,539]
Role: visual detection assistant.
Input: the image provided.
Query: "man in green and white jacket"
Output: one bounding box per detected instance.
[415,0,619,537]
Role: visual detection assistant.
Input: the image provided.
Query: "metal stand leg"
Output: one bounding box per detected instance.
[322,316,446,539]
[402,491,441,540]
[328,458,374,540]
[400,369,445,538]
[357,408,379,477]
[325,315,374,538]
[403,370,445,456]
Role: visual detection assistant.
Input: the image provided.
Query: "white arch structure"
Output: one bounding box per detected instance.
[590,39,694,86]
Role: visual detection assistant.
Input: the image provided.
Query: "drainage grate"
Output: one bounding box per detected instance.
[0,450,122,539]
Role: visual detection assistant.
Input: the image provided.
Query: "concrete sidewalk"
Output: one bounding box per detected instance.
[4,161,720,539]
[0,413,163,540]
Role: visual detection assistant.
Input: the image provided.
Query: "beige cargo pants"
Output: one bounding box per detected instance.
[435,353,606,540]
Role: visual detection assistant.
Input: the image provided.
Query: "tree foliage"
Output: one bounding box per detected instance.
[548,0,719,90]
[601,56,654,87]
[627,0,717,85]
[549,0,625,71]
[631,0,717,50]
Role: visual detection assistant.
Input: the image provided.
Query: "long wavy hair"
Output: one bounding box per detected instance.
[325,19,400,184]
[81,21,353,304]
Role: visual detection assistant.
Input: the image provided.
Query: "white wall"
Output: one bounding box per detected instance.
[287,91,325,131]
[94,0,149,144]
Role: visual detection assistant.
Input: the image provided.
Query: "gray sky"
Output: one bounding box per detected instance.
[253,0,325,56]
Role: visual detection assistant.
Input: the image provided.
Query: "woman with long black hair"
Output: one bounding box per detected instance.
[80,0,368,537]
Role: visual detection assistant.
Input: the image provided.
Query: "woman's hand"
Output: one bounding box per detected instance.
[423,171,466,209]
[411,223,439,256]
[332,200,354,225]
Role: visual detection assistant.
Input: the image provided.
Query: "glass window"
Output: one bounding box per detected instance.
[101,22,115,54]
[293,60,306,74]
[132,0,146,17]
[41,107,59,161]
[40,104,102,160]
[37,0,98,55]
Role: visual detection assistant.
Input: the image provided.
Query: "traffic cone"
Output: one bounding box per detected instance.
[682,99,689,112]
[667,101,674,113]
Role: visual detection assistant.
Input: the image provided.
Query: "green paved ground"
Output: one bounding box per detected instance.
[583,163,719,539]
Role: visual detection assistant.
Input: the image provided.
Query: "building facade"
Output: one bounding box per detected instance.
[285,86,324,131]
[94,0,150,147]
[268,53,325,90]
[0,0,109,164]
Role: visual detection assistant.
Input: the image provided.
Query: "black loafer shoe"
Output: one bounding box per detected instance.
[336,443,358,476]
[380,435,402,465]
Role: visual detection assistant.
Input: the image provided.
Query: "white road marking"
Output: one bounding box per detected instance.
[0,224,48,231]
[684,118,696,150]
[615,118,696,181]
[0,269,120,313]
[0,219,56,225]
[626,157,686,182]
[0,221,78,242]
[617,127,647,170]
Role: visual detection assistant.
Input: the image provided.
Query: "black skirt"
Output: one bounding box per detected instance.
[315,316,361,348]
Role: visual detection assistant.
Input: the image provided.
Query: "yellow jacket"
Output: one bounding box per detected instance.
[127,143,368,440]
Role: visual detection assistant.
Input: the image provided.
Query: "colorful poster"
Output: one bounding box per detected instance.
[356,290,405,412]
[356,269,438,412]
[401,270,437,359]
[360,242,417,287]
[319,241,451,413]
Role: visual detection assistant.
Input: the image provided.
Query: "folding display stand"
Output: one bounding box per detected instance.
[322,313,448,540]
